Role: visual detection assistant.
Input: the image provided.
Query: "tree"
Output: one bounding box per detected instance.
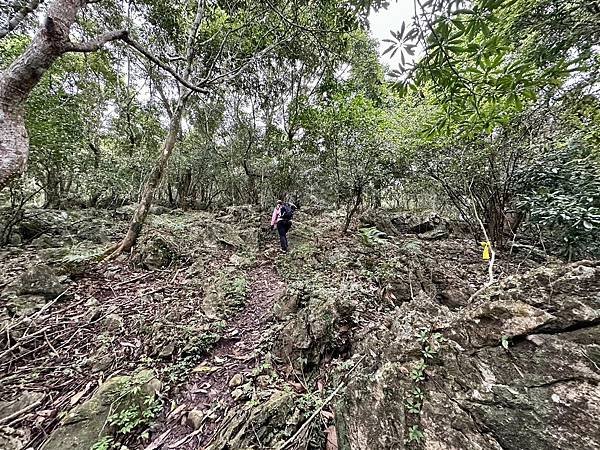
[0,0,128,189]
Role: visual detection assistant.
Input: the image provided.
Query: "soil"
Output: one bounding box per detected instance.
[155,258,286,449]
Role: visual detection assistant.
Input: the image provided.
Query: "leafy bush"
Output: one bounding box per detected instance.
[518,141,600,259]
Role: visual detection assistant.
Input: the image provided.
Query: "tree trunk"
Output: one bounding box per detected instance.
[343,185,363,233]
[107,96,188,256]
[0,0,83,190]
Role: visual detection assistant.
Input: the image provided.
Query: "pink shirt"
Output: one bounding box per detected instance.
[271,205,281,226]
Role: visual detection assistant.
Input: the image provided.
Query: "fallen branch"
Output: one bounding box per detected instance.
[0,393,45,425]
[144,429,172,450]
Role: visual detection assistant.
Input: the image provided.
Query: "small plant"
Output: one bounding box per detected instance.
[412,386,424,401]
[91,436,114,450]
[405,398,422,414]
[417,329,429,344]
[408,425,425,443]
[422,345,437,359]
[405,387,425,414]
[106,375,163,438]
[410,359,427,382]
[109,395,162,434]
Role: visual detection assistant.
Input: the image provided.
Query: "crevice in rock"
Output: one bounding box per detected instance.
[526,377,599,389]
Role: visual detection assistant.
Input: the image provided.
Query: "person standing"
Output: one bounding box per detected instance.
[271,200,295,252]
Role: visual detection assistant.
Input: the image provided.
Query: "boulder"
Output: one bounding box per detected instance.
[359,209,450,238]
[58,247,103,277]
[335,261,600,450]
[229,373,244,388]
[115,204,169,219]
[115,204,137,219]
[103,313,124,331]
[202,273,248,320]
[187,409,204,430]
[7,233,22,246]
[5,295,47,317]
[275,283,358,368]
[2,265,68,316]
[12,264,67,300]
[41,370,161,450]
[31,233,57,249]
[0,426,30,450]
[134,234,178,270]
[204,222,245,248]
[18,209,69,240]
[0,391,45,422]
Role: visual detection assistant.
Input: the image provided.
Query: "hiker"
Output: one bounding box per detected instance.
[271,200,295,252]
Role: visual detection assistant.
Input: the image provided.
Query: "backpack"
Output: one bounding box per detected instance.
[279,203,294,221]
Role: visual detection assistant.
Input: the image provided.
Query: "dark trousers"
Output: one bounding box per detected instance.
[276,220,292,251]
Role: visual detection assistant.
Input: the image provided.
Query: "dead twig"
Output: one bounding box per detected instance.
[0,393,45,425]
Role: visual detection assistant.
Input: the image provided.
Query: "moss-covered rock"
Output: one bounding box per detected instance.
[2,264,68,316]
[41,370,161,450]
[275,283,358,368]
[134,233,178,269]
[202,271,248,319]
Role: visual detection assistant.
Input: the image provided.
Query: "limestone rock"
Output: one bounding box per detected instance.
[18,209,69,240]
[0,391,45,421]
[0,426,30,450]
[103,313,124,330]
[204,222,245,248]
[7,233,22,246]
[158,342,176,358]
[275,284,357,368]
[58,247,103,277]
[135,233,178,270]
[335,261,600,450]
[31,233,56,249]
[41,370,161,450]
[5,295,47,317]
[12,264,67,300]
[229,373,244,388]
[201,273,248,320]
[206,390,297,450]
[418,228,449,240]
[187,409,204,430]
[2,265,68,317]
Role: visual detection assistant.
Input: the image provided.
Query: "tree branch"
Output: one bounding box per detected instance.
[0,0,43,40]
[122,35,209,94]
[65,29,128,52]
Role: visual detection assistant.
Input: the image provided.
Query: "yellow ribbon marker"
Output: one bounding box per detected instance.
[481,241,491,261]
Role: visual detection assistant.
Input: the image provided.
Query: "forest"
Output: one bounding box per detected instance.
[0,1,599,449]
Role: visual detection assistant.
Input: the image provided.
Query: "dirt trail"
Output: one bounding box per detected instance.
[155,254,286,449]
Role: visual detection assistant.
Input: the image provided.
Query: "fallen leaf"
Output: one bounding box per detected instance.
[70,382,92,406]
[167,403,188,420]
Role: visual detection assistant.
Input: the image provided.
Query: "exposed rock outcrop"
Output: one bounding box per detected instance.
[335,261,600,450]
[2,264,68,316]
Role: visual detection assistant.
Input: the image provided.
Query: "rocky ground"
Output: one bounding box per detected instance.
[1,206,598,450]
